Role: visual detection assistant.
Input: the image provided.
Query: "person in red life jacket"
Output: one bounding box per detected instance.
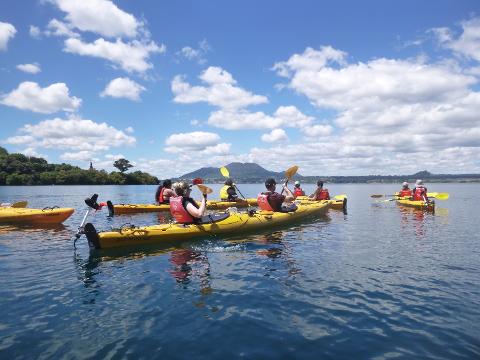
[412,179,429,202]
[155,179,175,204]
[257,178,297,212]
[170,181,207,224]
[309,180,330,200]
[293,180,305,198]
[398,181,413,198]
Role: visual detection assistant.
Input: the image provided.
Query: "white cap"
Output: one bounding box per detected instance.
[402,182,408,187]
[294,180,300,185]
[416,179,423,185]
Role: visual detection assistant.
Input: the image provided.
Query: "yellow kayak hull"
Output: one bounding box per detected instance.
[85,202,328,249]
[113,198,258,214]
[0,207,75,224]
[295,196,347,211]
[395,198,435,212]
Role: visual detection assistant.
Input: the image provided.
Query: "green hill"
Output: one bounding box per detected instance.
[0,146,158,185]
[180,162,304,183]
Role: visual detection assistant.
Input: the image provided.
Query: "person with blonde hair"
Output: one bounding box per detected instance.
[170,181,207,224]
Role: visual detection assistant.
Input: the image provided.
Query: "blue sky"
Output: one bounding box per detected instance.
[1,0,480,177]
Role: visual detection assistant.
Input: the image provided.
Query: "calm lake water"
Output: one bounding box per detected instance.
[0,183,479,359]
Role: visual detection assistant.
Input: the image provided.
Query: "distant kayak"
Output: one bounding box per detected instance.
[395,197,435,212]
[0,207,74,224]
[295,196,347,211]
[112,198,258,215]
[84,201,329,249]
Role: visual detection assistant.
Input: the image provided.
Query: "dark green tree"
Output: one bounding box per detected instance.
[113,158,133,173]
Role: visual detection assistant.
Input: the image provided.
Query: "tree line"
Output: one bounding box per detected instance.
[0,147,158,185]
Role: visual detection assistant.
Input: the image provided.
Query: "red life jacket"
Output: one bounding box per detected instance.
[257,193,274,211]
[399,189,412,198]
[316,188,330,200]
[158,187,166,203]
[413,186,427,201]
[294,188,305,197]
[170,196,195,224]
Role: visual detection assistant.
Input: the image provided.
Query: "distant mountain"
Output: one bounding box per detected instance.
[178,163,480,183]
[179,162,303,182]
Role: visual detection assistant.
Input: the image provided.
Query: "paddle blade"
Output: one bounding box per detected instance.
[192,178,203,185]
[197,184,213,195]
[433,192,449,200]
[333,194,347,200]
[220,166,230,178]
[11,201,28,208]
[285,165,299,180]
[370,194,384,198]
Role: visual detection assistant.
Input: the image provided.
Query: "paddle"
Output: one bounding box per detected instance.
[219,166,246,200]
[372,192,449,200]
[196,184,213,195]
[280,165,299,195]
[333,194,347,200]
[427,192,449,200]
[0,201,28,208]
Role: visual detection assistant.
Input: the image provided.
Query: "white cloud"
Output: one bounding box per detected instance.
[0,81,81,114]
[50,0,141,38]
[61,150,98,162]
[165,131,220,151]
[29,25,41,39]
[21,147,47,159]
[164,131,232,158]
[0,22,16,51]
[16,63,41,74]
[263,43,480,174]
[100,77,145,101]
[64,37,165,73]
[177,40,211,64]
[432,17,480,62]
[207,105,313,130]
[5,117,136,153]
[302,124,333,138]
[45,19,80,38]
[172,67,268,109]
[261,128,288,143]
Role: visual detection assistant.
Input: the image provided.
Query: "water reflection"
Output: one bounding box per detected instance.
[169,248,211,288]
[398,206,428,238]
[252,231,301,276]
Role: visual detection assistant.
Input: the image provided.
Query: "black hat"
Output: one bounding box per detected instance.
[265,178,276,187]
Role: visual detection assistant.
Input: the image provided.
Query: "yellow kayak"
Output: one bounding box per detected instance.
[295,196,347,211]
[84,201,329,249]
[113,198,258,214]
[394,193,435,212]
[395,197,435,212]
[0,207,75,224]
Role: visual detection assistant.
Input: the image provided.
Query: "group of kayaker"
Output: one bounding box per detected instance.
[153,177,332,225]
[399,179,429,201]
